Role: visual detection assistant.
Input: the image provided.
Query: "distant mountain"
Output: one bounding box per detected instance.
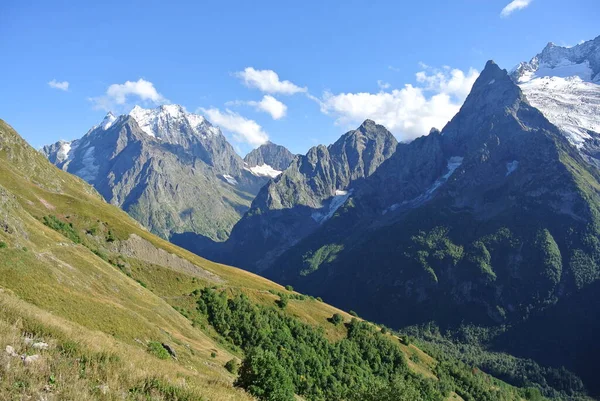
[511,35,600,166]
[42,105,286,241]
[200,119,398,271]
[243,141,296,175]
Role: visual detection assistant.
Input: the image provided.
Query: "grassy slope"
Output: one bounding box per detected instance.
[0,119,527,400]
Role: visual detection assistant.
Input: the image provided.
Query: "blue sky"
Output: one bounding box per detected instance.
[1,0,598,155]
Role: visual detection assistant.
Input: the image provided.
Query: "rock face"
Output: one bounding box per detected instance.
[511,35,600,166]
[243,141,295,171]
[42,105,285,241]
[203,120,398,271]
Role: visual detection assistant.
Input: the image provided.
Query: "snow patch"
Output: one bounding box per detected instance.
[311,189,353,224]
[520,75,600,147]
[383,156,463,214]
[56,141,72,163]
[506,160,519,176]
[222,174,238,185]
[100,112,117,130]
[488,79,495,85]
[519,60,594,83]
[74,146,99,181]
[244,164,282,179]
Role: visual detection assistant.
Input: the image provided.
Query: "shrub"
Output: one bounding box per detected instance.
[147,341,169,360]
[0,241,7,249]
[211,352,217,358]
[349,310,359,317]
[284,285,294,292]
[329,313,343,326]
[276,294,288,309]
[316,297,323,302]
[43,215,82,243]
[225,358,239,374]
[400,335,414,346]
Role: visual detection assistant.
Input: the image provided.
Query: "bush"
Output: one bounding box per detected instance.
[316,297,323,302]
[276,294,288,309]
[349,310,359,317]
[147,341,169,360]
[106,230,116,243]
[0,241,7,249]
[284,285,294,292]
[400,335,414,346]
[43,215,82,243]
[329,313,343,326]
[225,358,240,374]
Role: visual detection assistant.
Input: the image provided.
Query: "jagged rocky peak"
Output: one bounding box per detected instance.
[452,60,524,123]
[243,141,295,174]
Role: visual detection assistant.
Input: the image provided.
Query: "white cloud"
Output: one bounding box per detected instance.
[235,67,306,95]
[318,65,479,142]
[90,79,166,111]
[48,79,69,91]
[377,80,391,90]
[500,0,533,17]
[199,107,268,147]
[416,66,479,99]
[248,95,287,119]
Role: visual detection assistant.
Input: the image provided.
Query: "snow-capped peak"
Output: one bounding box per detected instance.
[100,112,117,130]
[512,36,600,149]
[128,104,213,140]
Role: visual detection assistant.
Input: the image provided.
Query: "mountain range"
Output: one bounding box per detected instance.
[42,105,295,242]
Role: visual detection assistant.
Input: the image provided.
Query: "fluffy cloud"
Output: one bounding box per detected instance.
[48,79,69,91]
[90,79,166,111]
[500,0,533,17]
[235,67,306,95]
[318,65,479,142]
[199,107,269,147]
[246,95,287,119]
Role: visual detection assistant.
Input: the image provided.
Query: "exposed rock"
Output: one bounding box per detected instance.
[22,354,40,365]
[244,141,296,171]
[5,345,17,357]
[32,342,49,350]
[161,343,177,358]
[111,234,223,283]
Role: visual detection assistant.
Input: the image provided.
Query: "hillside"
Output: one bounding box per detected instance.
[0,120,539,400]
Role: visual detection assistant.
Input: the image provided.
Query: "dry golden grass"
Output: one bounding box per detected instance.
[0,291,254,401]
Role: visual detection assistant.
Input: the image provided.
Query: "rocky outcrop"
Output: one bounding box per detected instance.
[243,141,295,171]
